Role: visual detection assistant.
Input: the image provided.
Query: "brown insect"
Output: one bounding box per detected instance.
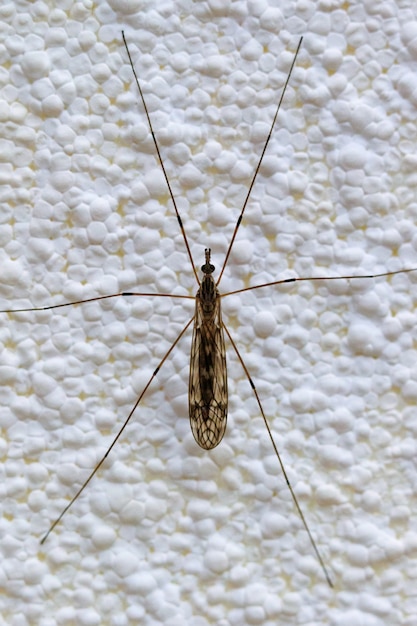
[2,32,416,588]
[189,247,228,449]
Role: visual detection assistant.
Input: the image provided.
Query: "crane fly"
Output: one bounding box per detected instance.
[2,32,417,589]
[189,247,228,450]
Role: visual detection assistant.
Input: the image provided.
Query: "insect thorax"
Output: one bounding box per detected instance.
[197,247,218,317]
[197,273,218,317]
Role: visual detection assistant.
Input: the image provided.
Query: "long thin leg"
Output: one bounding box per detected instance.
[216,37,303,287]
[122,31,199,286]
[221,266,417,299]
[0,292,194,314]
[3,267,414,314]
[40,315,194,544]
[223,324,333,588]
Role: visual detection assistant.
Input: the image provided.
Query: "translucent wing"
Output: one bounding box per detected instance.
[189,293,227,450]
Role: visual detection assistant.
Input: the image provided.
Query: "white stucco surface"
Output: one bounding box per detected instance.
[1,1,417,624]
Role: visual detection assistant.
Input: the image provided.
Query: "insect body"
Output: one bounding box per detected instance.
[189,248,227,449]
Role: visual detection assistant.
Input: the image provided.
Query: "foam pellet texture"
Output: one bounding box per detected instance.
[1,2,417,625]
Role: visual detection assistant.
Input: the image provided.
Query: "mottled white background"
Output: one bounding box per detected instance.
[1,1,417,624]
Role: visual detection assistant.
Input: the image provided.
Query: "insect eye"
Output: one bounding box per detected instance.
[201,262,215,274]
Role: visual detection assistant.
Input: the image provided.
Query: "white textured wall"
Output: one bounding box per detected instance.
[1,1,417,625]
